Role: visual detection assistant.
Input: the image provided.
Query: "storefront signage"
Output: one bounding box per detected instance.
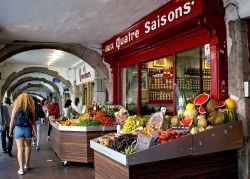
[79,65,91,81]
[102,0,203,57]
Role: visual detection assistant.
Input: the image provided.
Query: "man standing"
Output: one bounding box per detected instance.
[1,97,13,157]
[47,97,60,140]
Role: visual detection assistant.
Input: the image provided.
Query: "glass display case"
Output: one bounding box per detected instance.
[175,46,211,110]
[140,56,174,115]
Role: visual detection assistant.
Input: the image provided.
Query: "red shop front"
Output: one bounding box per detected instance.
[103,0,228,115]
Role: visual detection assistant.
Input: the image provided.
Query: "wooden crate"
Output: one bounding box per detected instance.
[94,150,238,179]
[192,120,244,155]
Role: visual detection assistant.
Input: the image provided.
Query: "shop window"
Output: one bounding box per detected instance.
[175,46,211,111]
[121,65,138,115]
[140,56,174,115]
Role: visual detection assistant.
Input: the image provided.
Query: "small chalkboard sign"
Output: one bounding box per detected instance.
[135,131,158,152]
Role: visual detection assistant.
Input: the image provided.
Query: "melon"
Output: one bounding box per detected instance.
[171,116,180,126]
[190,127,199,135]
[193,93,210,106]
[206,99,218,112]
[226,109,237,122]
[198,126,206,132]
[186,103,196,110]
[198,105,206,114]
[197,114,206,120]
[215,101,225,108]
[180,118,193,126]
[183,109,198,119]
[177,108,185,118]
[214,112,225,125]
[197,118,207,128]
[225,98,236,109]
[207,111,218,125]
[206,125,213,130]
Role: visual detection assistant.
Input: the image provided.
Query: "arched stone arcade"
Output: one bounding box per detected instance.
[7,77,61,98]
[0,42,111,100]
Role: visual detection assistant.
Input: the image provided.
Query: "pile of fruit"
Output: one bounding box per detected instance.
[93,111,115,126]
[114,107,129,125]
[72,118,101,126]
[55,110,116,127]
[107,134,137,154]
[122,115,150,134]
[157,129,183,144]
[172,94,237,135]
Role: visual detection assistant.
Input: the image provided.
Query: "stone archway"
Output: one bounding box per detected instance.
[1,67,70,97]
[13,83,57,100]
[27,92,47,99]
[0,42,111,99]
[7,77,61,97]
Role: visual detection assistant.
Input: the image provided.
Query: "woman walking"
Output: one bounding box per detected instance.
[9,93,37,175]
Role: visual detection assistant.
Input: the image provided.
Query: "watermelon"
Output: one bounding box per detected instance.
[198,106,206,114]
[180,118,193,126]
[215,101,225,108]
[194,93,210,106]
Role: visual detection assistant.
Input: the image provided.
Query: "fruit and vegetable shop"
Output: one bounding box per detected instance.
[49,0,243,178]
[90,0,243,178]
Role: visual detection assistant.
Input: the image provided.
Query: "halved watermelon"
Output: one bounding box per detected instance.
[194,93,210,106]
[180,118,193,126]
[215,101,225,108]
[198,105,206,114]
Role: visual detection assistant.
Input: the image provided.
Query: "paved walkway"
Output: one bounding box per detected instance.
[0,124,95,179]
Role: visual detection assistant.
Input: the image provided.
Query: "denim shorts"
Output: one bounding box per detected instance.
[14,126,33,139]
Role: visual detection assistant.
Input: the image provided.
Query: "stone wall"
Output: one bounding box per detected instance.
[223,1,250,178]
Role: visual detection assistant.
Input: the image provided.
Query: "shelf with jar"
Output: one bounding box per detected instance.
[149,77,173,91]
[149,91,174,101]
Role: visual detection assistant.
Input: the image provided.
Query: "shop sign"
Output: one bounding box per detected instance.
[79,65,92,81]
[102,0,203,56]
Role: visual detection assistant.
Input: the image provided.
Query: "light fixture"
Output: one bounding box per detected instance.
[47,50,64,66]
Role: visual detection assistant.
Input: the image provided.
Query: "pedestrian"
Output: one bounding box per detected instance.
[47,97,60,141]
[72,97,82,114]
[9,93,37,175]
[32,97,45,150]
[41,99,48,125]
[0,97,13,157]
[63,99,72,118]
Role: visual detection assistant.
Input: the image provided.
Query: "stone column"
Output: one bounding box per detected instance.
[94,73,107,103]
[224,1,250,178]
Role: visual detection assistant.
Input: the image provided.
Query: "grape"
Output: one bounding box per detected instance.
[122,115,149,134]
[108,134,137,153]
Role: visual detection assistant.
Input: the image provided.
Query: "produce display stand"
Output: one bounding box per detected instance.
[50,121,116,165]
[90,121,243,178]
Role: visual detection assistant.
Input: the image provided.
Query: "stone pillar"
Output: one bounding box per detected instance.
[224,1,250,178]
[94,73,107,103]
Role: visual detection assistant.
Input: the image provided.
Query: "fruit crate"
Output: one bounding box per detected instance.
[192,120,243,155]
[90,134,192,166]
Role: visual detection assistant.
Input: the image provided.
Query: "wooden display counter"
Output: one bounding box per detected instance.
[91,121,243,178]
[50,121,116,163]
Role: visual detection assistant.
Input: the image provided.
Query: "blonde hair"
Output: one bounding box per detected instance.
[12,93,35,120]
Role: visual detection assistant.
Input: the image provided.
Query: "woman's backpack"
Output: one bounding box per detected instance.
[14,108,32,126]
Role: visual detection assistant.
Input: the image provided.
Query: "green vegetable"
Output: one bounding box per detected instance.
[72,118,100,126]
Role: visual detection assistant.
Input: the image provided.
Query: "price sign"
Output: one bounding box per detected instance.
[135,131,155,152]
